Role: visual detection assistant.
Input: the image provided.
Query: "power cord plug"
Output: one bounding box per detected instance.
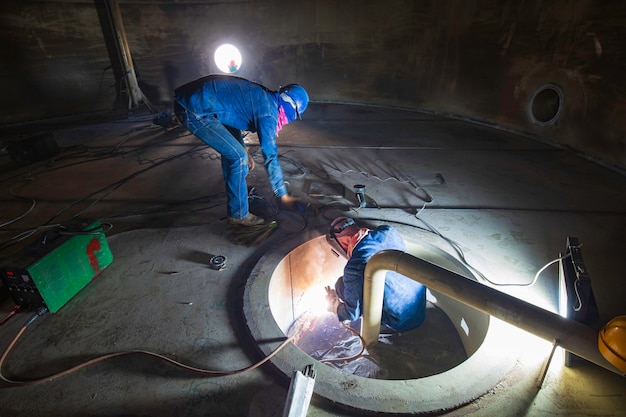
[23,306,49,327]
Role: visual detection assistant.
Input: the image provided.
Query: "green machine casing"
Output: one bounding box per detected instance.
[0,221,113,313]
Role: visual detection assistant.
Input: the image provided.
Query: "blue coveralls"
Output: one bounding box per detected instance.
[174,75,288,220]
[335,226,427,332]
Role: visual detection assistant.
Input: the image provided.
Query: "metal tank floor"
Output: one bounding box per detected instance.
[0,103,625,416]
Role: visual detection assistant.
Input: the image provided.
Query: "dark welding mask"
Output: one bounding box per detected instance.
[325,217,355,259]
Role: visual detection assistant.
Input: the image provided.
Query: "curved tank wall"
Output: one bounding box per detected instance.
[1,1,626,171]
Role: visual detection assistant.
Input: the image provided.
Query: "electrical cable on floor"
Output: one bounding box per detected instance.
[0,309,296,386]
[48,222,114,237]
[248,189,279,219]
[415,211,579,288]
[277,150,308,178]
[0,224,63,252]
[319,322,366,364]
[2,132,422,250]
[0,118,167,187]
[275,208,308,234]
[44,145,206,224]
[322,204,565,289]
[0,131,175,187]
[318,161,434,205]
[0,143,207,251]
[411,212,490,282]
[415,200,428,217]
[247,189,310,235]
[0,220,115,252]
[0,124,202,226]
[519,253,572,287]
[0,181,37,229]
[0,305,23,327]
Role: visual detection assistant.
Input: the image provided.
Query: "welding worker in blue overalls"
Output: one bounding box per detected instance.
[174,75,309,226]
[325,217,427,332]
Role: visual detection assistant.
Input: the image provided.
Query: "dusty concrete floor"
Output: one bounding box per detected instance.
[0,103,625,416]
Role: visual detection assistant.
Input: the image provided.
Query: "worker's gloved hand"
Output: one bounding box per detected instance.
[278,194,299,209]
[325,286,341,314]
[278,194,309,213]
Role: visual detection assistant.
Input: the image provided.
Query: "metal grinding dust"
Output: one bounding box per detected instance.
[287,302,468,379]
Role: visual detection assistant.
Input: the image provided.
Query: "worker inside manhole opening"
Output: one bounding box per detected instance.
[283,217,472,380]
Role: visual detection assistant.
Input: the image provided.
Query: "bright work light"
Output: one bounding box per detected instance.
[214,43,242,73]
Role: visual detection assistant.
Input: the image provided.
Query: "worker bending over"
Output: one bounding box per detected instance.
[174,75,309,226]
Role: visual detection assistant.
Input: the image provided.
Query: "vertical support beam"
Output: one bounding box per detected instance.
[105,0,142,109]
[95,0,151,111]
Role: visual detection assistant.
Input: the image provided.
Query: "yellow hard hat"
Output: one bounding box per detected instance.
[598,315,626,373]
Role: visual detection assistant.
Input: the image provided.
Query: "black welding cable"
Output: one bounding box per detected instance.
[0,142,207,250]
[321,206,562,289]
[0,310,295,386]
[43,147,204,225]
[318,322,366,364]
[0,182,37,229]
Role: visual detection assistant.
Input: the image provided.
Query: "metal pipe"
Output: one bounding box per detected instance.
[103,0,154,111]
[362,249,625,376]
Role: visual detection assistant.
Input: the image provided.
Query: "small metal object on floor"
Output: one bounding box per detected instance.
[209,255,227,270]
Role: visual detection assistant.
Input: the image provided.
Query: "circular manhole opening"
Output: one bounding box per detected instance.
[244,226,519,414]
[529,83,564,126]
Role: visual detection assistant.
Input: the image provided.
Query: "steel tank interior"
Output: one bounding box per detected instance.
[1,2,626,415]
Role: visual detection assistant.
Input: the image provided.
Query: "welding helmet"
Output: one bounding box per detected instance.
[326,217,356,258]
[279,84,309,119]
[598,315,626,373]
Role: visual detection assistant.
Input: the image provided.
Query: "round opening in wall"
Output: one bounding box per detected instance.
[529,83,564,126]
[214,43,242,74]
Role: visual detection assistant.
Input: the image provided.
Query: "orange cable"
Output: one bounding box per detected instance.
[0,305,23,326]
[0,322,295,386]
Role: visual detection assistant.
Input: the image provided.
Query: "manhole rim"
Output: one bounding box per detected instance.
[243,227,519,414]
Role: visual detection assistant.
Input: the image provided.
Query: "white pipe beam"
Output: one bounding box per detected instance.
[362,249,625,376]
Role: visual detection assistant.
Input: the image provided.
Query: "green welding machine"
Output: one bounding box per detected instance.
[0,221,113,313]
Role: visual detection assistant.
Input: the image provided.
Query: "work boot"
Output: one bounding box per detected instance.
[228,213,265,226]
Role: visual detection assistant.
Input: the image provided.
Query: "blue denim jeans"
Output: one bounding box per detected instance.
[174,76,289,201]
[180,110,250,219]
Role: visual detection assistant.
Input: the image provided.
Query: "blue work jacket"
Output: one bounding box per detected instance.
[337,226,427,332]
[174,75,287,197]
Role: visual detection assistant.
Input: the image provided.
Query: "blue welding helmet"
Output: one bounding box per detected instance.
[279,84,309,119]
